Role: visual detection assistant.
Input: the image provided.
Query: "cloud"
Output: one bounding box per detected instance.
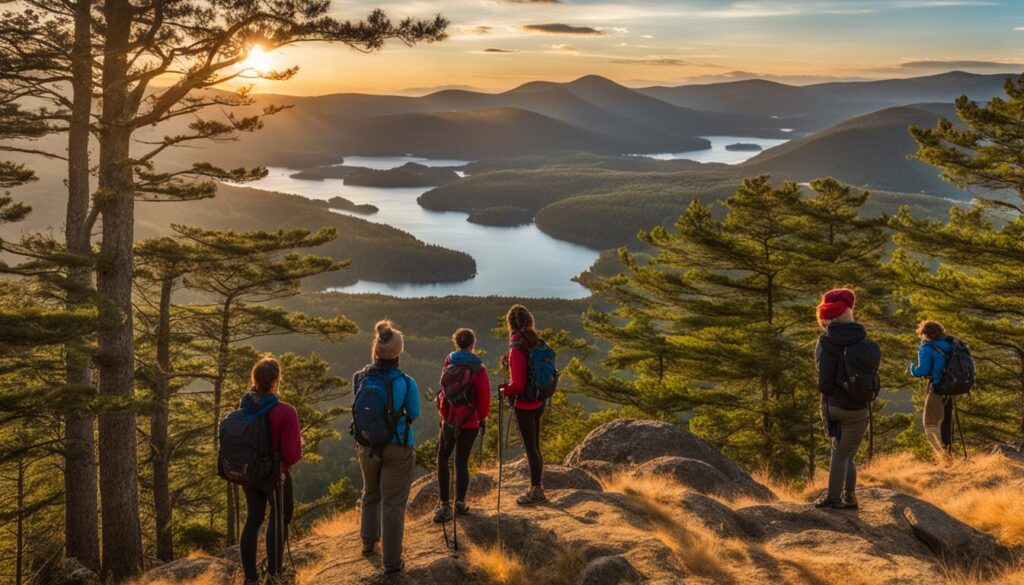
[609,58,695,66]
[483,48,518,53]
[1016,26,1024,31]
[522,23,605,35]
[641,34,654,39]
[471,25,492,34]
[550,43,577,51]
[899,60,1024,70]
[497,0,559,2]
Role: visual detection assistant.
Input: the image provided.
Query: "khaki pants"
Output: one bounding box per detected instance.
[923,392,952,460]
[821,402,868,501]
[357,444,415,571]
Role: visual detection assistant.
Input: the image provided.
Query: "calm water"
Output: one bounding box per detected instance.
[250,137,788,298]
[641,135,790,164]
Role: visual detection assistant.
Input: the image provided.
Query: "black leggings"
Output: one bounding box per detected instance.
[241,473,293,581]
[515,406,544,486]
[436,425,479,503]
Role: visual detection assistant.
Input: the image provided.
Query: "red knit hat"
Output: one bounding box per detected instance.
[817,288,856,323]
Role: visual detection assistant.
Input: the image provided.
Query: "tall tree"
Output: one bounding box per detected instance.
[892,75,1024,442]
[569,176,888,478]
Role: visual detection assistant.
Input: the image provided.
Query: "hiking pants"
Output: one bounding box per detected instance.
[357,443,415,571]
[514,404,545,487]
[924,392,955,458]
[437,425,479,503]
[241,472,294,581]
[821,402,868,501]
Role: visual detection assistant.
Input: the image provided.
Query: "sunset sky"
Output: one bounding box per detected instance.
[250,0,1023,95]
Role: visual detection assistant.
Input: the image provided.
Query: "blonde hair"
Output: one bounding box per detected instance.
[372,319,404,360]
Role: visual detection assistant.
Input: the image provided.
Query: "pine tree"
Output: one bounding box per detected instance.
[892,75,1024,442]
[569,176,889,478]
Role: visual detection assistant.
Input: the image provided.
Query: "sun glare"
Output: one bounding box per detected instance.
[240,46,273,74]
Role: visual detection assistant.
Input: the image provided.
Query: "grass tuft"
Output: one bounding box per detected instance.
[467,544,529,585]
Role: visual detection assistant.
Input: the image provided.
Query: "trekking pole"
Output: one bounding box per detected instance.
[496,394,504,549]
[867,405,875,461]
[953,398,968,461]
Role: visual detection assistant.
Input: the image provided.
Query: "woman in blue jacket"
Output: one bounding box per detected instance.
[908,320,954,460]
[354,320,420,575]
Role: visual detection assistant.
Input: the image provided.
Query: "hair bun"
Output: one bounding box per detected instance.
[376,322,393,342]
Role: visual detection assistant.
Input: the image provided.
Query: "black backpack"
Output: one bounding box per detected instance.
[838,338,882,405]
[932,337,975,396]
[217,406,279,490]
[439,360,481,425]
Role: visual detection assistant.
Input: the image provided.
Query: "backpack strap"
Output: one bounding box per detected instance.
[384,369,413,447]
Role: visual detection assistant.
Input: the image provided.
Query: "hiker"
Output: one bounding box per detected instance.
[352,320,420,575]
[434,328,490,523]
[814,288,881,510]
[499,304,556,506]
[907,320,955,460]
[237,356,302,585]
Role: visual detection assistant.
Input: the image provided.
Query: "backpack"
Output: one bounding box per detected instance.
[217,406,279,490]
[932,337,975,396]
[837,338,882,405]
[513,341,559,402]
[439,358,482,426]
[351,366,410,448]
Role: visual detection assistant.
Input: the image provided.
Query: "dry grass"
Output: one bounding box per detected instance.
[945,556,1024,585]
[602,473,747,582]
[308,509,359,539]
[184,549,211,560]
[467,544,529,585]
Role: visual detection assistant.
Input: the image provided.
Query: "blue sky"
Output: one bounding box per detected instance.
[256,0,1024,94]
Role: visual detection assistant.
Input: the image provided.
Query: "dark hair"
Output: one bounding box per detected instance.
[506,304,542,349]
[452,328,476,350]
[916,320,946,340]
[251,356,281,393]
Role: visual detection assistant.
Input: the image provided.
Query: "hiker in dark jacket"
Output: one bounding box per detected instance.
[354,320,420,576]
[814,288,871,510]
[908,320,954,461]
[499,304,548,506]
[433,328,490,523]
[240,356,303,585]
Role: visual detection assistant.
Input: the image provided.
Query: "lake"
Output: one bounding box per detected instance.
[641,135,790,164]
[248,140,786,298]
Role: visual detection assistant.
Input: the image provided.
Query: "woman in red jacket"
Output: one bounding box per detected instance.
[239,356,303,585]
[499,305,548,506]
[434,328,490,522]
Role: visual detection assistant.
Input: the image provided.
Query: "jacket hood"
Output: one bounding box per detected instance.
[449,350,482,366]
[924,337,952,352]
[240,391,279,422]
[822,321,867,347]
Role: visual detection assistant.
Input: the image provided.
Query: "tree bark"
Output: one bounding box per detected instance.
[16,458,25,585]
[97,0,143,577]
[63,0,100,571]
[213,301,235,545]
[152,277,174,562]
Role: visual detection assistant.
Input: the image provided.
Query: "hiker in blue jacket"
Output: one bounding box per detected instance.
[908,320,954,461]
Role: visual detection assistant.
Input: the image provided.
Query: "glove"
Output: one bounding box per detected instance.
[479,419,487,433]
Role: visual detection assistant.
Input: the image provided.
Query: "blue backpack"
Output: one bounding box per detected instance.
[351,366,410,448]
[514,342,559,402]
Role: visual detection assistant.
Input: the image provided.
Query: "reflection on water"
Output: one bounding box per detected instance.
[640,135,789,165]
[249,137,789,298]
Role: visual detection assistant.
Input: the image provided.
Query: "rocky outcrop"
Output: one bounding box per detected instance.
[564,419,775,502]
[135,419,1015,585]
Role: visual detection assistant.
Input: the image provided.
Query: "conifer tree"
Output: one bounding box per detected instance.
[892,75,1024,442]
[570,176,888,478]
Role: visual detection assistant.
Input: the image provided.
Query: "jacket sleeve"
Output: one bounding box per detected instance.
[436,358,447,417]
[474,367,491,422]
[815,338,836,395]
[910,345,932,379]
[404,376,421,421]
[504,346,528,397]
[280,405,303,470]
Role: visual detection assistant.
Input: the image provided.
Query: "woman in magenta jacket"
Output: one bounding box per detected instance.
[499,304,548,506]
[239,356,302,585]
[433,328,490,522]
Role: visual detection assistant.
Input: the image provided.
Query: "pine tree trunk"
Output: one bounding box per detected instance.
[152,277,174,562]
[213,303,235,545]
[63,0,100,571]
[97,0,143,577]
[16,458,25,585]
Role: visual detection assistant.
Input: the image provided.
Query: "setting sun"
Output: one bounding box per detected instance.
[240,45,273,74]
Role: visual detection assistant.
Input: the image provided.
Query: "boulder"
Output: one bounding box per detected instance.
[56,558,100,585]
[573,459,619,480]
[140,556,237,584]
[564,419,774,502]
[504,459,602,491]
[578,555,641,585]
[676,492,764,539]
[634,456,772,501]
[407,471,494,515]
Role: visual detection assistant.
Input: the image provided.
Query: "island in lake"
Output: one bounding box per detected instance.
[311,195,379,215]
[344,162,460,187]
[467,205,534,227]
[725,142,763,152]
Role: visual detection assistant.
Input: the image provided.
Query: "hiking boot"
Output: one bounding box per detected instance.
[841,492,859,510]
[383,560,404,576]
[433,503,453,523]
[454,501,470,515]
[516,486,547,506]
[361,539,378,555]
[813,494,845,509]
